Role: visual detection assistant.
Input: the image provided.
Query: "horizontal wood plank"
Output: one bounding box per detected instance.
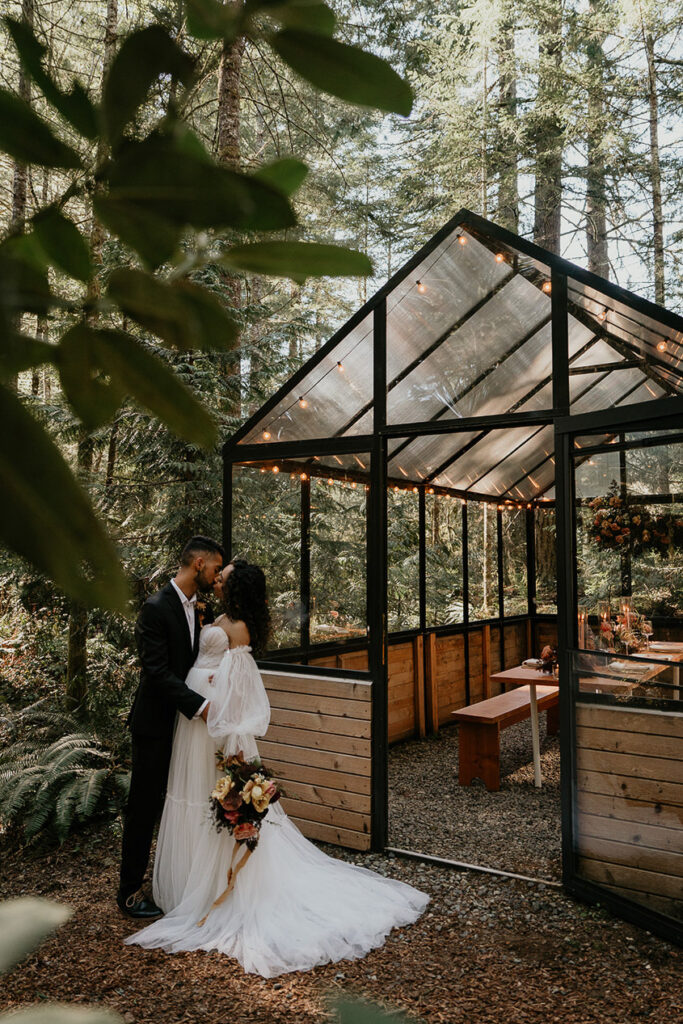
[269,706,371,738]
[267,690,371,719]
[577,790,683,831]
[578,812,682,854]
[259,740,369,776]
[577,835,683,877]
[576,748,683,785]
[578,856,683,900]
[291,816,371,850]
[265,724,370,757]
[576,704,683,738]
[588,881,683,922]
[280,796,370,834]
[577,769,683,808]
[265,758,371,795]
[279,778,370,814]
[263,673,371,700]
[576,725,683,761]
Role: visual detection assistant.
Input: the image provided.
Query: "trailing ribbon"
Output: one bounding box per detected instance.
[197,843,252,927]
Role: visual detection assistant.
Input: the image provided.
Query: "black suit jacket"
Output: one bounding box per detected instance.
[128,582,211,739]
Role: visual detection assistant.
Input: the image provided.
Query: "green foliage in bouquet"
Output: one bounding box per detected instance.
[588,482,683,558]
[0,702,129,842]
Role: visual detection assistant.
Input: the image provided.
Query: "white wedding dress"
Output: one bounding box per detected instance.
[125,624,429,977]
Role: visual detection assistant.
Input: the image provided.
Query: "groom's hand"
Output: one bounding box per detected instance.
[201,703,210,722]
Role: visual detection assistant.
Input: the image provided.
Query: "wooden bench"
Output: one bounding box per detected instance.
[452,685,559,792]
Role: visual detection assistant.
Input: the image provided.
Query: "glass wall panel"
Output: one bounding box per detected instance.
[426,493,463,625]
[502,507,527,615]
[387,488,420,632]
[535,507,557,614]
[232,464,302,650]
[310,472,368,644]
[467,502,499,619]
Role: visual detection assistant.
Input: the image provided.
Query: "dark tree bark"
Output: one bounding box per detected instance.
[495,4,519,231]
[643,32,665,305]
[585,0,609,277]
[533,0,563,254]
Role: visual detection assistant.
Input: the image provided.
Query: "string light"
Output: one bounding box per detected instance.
[351,481,357,489]
[542,281,552,294]
[495,253,505,263]
[337,361,345,372]
[428,487,435,494]
[412,486,419,493]
[300,472,308,481]
[272,465,279,474]
[327,478,334,485]
[458,235,468,246]
[298,397,308,409]
[416,280,427,294]
[262,430,271,440]
[393,485,400,492]
[657,340,667,352]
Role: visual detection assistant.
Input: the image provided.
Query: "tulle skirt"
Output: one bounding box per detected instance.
[125,667,429,977]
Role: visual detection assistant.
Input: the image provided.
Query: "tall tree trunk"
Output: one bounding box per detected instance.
[496,5,519,231]
[585,0,609,277]
[216,29,245,411]
[643,32,665,304]
[533,0,563,253]
[66,0,118,711]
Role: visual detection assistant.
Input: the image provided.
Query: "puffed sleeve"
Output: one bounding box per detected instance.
[206,648,271,747]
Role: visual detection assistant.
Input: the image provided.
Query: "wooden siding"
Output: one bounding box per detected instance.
[575,704,683,922]
[262,670,372,850]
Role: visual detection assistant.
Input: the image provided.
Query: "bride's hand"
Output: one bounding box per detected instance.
[201,703,210,722]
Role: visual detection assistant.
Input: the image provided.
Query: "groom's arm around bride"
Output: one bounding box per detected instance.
[117,536,224,918]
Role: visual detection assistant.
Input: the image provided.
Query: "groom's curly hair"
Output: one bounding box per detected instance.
[222,559,271,656]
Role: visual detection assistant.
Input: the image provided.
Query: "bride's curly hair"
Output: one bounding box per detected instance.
[222,558,271,656]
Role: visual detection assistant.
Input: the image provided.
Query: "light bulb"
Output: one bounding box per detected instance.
[416,280,427,294]
[412,486,418,493]
[351,481,357,489]
[300,472,308,481]
[298,397,308,409]
[262,430,271,440]
[272,465,279,474]
[337,361,344,372]
[542,281,552,294]
[495,253,505,263]
[657,340,667,352]
[327,478,334,485]
[458,235,467,245]
[428,487,434,494]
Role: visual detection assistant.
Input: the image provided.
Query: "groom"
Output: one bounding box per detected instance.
[117,535,225,918]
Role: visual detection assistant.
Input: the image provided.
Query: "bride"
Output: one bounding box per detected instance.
[125,558,429,977]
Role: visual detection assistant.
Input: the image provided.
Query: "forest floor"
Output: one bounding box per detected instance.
[1,823,681,1024]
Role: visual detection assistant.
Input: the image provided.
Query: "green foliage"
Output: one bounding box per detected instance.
[0,703,129,843]
[222,241,373,282]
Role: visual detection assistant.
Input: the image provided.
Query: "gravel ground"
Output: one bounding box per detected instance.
[389,719,562,880]
[1,826,681,1024]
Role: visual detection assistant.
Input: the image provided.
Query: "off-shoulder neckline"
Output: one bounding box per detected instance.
[201,625,251,653]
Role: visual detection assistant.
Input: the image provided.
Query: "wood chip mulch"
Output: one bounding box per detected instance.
[0,824,681,1024]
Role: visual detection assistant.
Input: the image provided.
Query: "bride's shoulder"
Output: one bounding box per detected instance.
[225,618,251,650]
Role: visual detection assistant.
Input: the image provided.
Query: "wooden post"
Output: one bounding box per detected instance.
[413,634,426,738]
[526,618,533,660]
[425,632,439,733]
[483,624,492,698]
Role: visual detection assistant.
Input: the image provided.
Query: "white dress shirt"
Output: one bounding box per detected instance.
[170,579,207,719]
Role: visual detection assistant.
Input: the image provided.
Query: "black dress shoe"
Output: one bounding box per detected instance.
[117,889,163,919]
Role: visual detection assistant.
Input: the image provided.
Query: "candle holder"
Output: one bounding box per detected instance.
[577,605,588,649]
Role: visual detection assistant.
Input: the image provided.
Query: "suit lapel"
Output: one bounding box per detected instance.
[193,608,201,657]
[163,583,193,654]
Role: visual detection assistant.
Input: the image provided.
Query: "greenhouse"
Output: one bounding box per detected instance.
[223,209,683,944]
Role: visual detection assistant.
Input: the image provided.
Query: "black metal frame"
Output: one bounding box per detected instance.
[223,210,683,940]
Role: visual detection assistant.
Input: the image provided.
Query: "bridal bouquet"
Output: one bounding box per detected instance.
[210,750,283,851]
[198,751,282,926]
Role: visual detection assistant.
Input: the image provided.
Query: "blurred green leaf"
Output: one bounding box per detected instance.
[222,241,372,282]
[106,135,297,232]
[0,898,71,974]
[57,323,122,430]
[0,331,54,379]
[107,269,238,350]
[185,0,241,40]
[262,1,336,35]
[93,197,181,270]
[102,27,195,145]
[0,385,129,611]
[253,158,308,196]
[90,327,218,447]
[0,89,82,168]
[0,242,52,315]
[33,207,93,283]
[4,18,98,139]
[269,31,413,115]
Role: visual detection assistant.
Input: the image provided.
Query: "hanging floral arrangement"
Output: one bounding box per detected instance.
[588,482,683,557]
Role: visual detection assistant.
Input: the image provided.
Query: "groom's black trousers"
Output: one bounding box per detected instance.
[119,732,173,899]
